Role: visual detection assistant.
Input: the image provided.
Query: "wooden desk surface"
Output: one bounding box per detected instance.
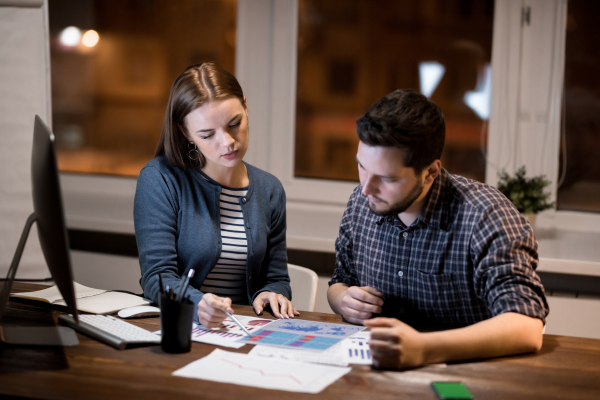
[1,283,600,400]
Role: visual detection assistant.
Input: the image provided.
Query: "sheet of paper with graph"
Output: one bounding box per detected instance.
[236,319,365,351]
[172,348,351,394]
[191,315,273,348]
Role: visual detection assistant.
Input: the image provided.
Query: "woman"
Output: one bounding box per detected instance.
[134,62,298,328]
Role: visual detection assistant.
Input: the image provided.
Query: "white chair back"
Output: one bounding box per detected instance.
[287,263,318,312]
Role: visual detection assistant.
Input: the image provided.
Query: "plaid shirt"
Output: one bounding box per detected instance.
[330,169,549,329]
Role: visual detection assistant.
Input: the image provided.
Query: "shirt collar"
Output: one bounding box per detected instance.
[420,168,453,231]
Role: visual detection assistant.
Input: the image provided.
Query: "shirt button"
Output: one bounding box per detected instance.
[242,197,247,203]
[402,232,408,238]
[398,270,403,277]
[250,252,254,256]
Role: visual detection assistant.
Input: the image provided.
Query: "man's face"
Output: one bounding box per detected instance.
[356,141,425,217]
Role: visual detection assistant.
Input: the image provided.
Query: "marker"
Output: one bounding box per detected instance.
[225,312,253,337]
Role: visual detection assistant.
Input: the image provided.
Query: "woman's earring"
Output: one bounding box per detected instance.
[188,141,200,162]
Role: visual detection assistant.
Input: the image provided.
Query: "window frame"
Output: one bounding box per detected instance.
[61,0,600,256]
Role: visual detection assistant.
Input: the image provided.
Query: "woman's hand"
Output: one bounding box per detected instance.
[253,291,299,319]
[197,293,233,328]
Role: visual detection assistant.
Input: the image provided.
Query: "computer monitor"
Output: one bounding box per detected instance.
[0,115,79,345]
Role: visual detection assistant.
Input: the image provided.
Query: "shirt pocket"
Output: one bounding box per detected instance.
[410,270,463,325]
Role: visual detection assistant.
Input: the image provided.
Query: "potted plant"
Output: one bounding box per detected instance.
[497,166,554,227]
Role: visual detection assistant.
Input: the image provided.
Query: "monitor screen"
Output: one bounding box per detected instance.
[0,115,78,324]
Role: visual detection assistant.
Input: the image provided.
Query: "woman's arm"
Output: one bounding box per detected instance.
[134,166,204,312]
[249,174,296,317]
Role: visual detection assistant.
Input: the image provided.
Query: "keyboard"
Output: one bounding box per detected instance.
[58,314,161,350]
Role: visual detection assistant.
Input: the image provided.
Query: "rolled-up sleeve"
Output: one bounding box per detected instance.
[471,205,549,324]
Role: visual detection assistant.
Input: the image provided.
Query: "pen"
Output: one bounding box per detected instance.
[226,311,253,337]
[176,269,195,302]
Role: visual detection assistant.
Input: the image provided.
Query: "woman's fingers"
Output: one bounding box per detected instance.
[252,292,298,318]
[207,294,233,314]
[197,293,232,327]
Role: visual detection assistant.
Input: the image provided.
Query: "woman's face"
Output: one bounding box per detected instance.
[183,97,249,171]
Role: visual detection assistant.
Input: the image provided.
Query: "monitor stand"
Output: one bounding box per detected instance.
[0,213,79,347]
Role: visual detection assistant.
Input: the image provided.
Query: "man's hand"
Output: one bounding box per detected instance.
[253,291,299,319]
[329,284,384,324]
[197,293,233,328]
[364,317,427,370]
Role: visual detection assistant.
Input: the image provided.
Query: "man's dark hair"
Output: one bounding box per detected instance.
[356,89,445,172]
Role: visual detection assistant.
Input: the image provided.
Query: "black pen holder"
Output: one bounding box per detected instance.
[159,293,194,353]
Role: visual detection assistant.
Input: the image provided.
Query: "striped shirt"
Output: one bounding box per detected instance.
[331,168,549,329]
[199,174,249,304]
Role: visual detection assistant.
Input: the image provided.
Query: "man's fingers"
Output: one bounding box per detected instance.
[360,286,384,298]
[344,316,367,325]
[348,287,384,306]
[369,339,402,369]
[363,317,399,328]
[344,295,382,315]
[343,306,376,321]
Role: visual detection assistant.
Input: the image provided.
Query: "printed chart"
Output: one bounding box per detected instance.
[173,348,351,394]
[191,315,273,348]
[237,319,365,351]
[341,332,372,365]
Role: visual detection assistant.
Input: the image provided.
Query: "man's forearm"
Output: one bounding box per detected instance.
[327,283,349,315]
[421,312,544,364]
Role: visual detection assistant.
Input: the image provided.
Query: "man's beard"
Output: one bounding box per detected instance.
[368,179,424,217]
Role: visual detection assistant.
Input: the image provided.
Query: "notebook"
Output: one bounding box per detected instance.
[10,282,150,315]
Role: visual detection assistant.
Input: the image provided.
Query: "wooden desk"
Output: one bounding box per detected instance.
[1,283,600,400]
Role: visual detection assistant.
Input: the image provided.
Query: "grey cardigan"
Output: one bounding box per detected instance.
[134,156,291,318]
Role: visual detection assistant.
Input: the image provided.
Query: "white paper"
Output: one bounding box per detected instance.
[173,348,351,394]
[248,331,374,366]
[12,282,106,304]
[64,292,150,314]
[237,319,365,351]
[248,343,348,366]
[341,332,372,365]
[191,315,274,348]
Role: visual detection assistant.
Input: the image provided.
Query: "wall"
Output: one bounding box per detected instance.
[0,0,51,279]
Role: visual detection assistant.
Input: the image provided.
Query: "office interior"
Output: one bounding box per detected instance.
[1,0,599,340]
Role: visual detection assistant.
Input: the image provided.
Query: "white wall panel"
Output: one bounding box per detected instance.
[0,1,51,279]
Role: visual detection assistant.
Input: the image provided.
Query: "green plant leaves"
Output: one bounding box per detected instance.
[497,166,554,214]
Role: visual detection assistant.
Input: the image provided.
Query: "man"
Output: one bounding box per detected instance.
[328,89,548,370]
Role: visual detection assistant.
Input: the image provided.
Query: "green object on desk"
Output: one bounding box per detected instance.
[431,382,474,399]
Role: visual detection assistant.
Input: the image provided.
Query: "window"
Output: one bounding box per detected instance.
[556,0,600,213]
[49,0,237,177]
[294,0,494,183]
